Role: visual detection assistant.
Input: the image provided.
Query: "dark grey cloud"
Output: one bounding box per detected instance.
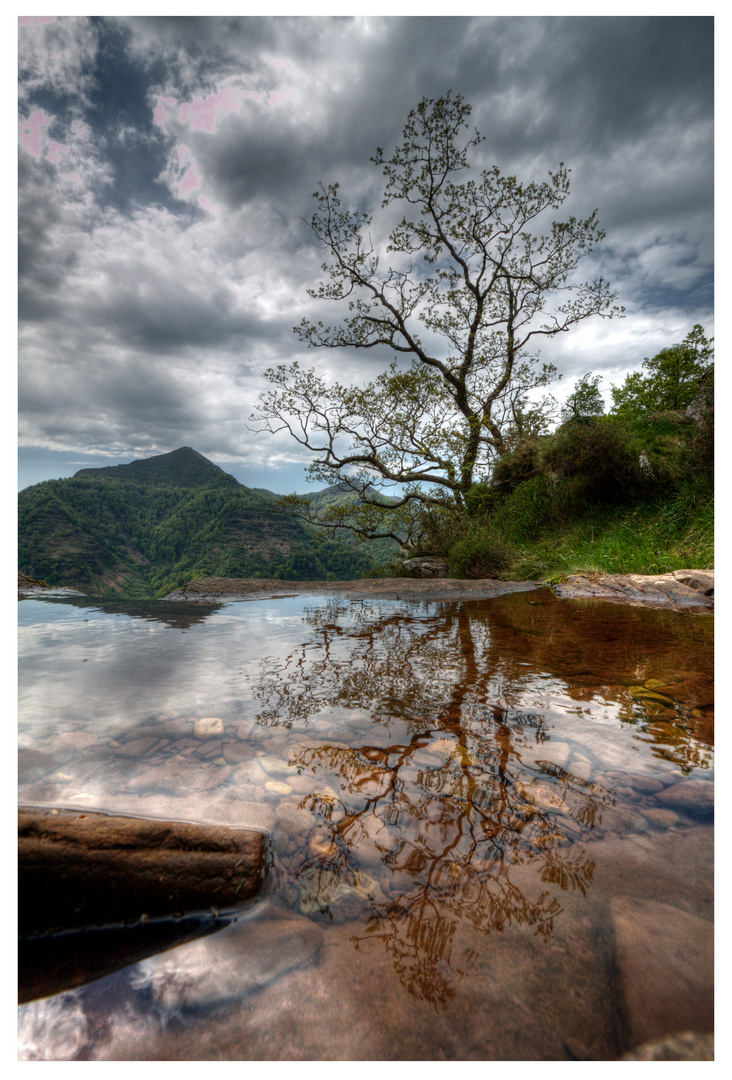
[18,15,714,492]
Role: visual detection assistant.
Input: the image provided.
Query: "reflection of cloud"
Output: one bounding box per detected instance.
[18,991,88,1060]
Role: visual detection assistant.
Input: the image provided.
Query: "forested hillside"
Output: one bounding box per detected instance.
[18,448,388,597]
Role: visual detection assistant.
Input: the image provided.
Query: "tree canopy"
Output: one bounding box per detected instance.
[610,324,713,417]
[254,92,622,546]
[560,372,605,423]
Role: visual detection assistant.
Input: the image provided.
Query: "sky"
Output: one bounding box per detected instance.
[16,12,715,493]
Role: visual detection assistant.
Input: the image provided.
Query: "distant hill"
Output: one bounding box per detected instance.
[73,446,239,489]
[18,448,393,598]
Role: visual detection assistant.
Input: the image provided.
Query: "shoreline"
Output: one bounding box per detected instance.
[161,570,713,610]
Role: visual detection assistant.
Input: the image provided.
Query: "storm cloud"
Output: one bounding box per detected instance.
[18,15,714,491]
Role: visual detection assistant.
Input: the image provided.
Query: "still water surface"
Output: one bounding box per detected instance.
[18,589,713,1060]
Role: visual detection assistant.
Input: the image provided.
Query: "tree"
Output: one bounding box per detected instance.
[560,372,605,423]
[254,93,622,546]
[610,324,713,416]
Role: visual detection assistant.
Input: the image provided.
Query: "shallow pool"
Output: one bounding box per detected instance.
[18,589,713,1060]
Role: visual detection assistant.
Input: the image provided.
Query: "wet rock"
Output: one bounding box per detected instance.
[223,741,256,765]
[137,916,324,1011]
[274,802,314,853]
[643,807,679,828]
[18,807,268,936]
[515,779,570,816]
[49,731,100,753]
[194,717,225,739]
[259,755,294,779]
[672,570,714,597]
[533,741,571,771]
[621,773,664,795]
[203,765,234,790]
[610,897,713,1050]
[265,780,292,797]
[163,574,540,603]
[126,758,195,794]
[116,737,161,758]
[620,1031,713,1060]
[196,740,224,760]
[299,866,387,921]
[567,758,593,783]
[163,718,193,739]
[655,778,714,815]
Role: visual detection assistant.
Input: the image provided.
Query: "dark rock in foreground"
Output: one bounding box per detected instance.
[18,807,268,937]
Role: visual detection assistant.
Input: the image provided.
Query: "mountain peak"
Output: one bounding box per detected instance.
[73,447,240,488]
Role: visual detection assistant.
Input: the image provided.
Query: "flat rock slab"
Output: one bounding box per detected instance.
[163,575,541,603]
[610,897,713,1048]
[19,807,268,936]
[162,571,713,609]
[553,569,713,609]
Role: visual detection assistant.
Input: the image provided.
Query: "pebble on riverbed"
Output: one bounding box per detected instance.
[194,717,225,739]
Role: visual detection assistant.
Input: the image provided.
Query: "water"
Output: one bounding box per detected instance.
[18,589,713,1060]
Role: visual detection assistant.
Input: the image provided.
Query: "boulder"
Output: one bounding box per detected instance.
[401,557,449,578]
[18,806,268,936]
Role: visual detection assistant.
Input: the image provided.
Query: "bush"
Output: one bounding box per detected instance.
[447,530,517,579]
[491,438,542,494]
[540,417,646,502]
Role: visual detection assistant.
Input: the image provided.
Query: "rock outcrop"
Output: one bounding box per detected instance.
[552,569,713,609]
[400,556,449,577]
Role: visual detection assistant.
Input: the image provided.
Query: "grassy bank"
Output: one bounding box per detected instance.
[414,411,713,581]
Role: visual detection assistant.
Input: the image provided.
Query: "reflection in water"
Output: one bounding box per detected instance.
[248,595,711,1004]
[18,590,713,1057]
[27,593,223,630]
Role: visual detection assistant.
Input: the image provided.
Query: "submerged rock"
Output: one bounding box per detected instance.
[136,915,324,1011]
[194,717,225,739]
[620,1032,713,1061]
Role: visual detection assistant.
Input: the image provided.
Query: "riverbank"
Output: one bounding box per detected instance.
[162,569,713,610]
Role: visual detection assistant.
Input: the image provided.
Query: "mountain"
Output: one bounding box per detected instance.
[18,448,392,598]
[73,446,239,489]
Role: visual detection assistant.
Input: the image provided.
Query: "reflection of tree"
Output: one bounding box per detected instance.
[250,598,612,1005]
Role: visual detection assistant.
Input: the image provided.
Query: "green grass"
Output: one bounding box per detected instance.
[499,492,713,581]
[428,410,714,582]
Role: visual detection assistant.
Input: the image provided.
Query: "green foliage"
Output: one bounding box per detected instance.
[490,438,542,495]
[560,372,605,422]
[18,455,391,598]
[540,417,647,502]
[611,324,713,417]
[426,409,712,580]
[447,531,517,579]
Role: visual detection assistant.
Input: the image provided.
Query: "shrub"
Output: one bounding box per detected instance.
[539,417,646,502]
[447,530,517,579]
[491,438,542,495]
